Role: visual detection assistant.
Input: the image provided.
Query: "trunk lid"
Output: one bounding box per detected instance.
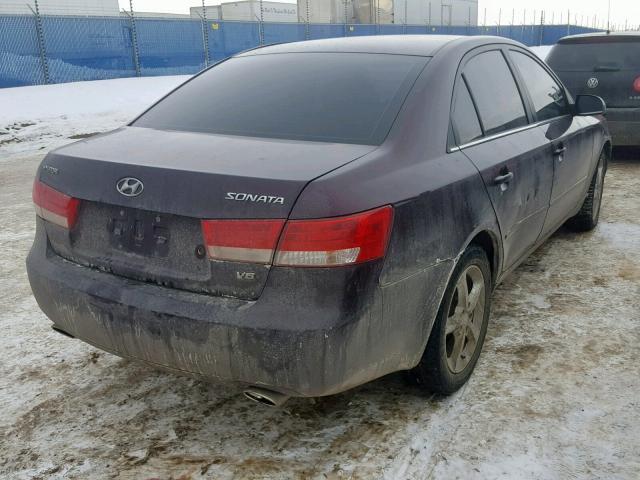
[39,127,375,299]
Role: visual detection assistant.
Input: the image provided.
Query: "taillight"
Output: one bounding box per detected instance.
[634,77,640,93]
[32,179,80,229]
[275,206,393,267]
[201,219,285,263]
[201,206,393,267]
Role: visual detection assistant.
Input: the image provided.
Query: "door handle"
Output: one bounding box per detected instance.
[553,145,566,155]
[493,171,514,185]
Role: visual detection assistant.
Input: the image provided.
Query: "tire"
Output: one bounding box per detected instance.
[410,245,491,394]
[566,151,606,232]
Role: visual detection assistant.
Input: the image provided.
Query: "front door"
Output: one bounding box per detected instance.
[505,48,595,236]
[540,116,594,233]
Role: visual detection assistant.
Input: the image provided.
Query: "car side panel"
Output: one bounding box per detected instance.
[541,115,596,235]
[586,116,611,161]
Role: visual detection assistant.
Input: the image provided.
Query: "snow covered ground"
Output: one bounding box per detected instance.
[1,67,639,479]
[0,75,189,161]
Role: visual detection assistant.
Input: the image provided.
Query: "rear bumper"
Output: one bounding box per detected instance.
[27,220,450,397]
[606,108,640,146]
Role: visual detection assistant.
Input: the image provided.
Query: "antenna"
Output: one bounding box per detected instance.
[607,0,611,33]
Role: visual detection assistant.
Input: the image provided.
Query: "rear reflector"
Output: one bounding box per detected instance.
[634,77,640,93]
[274,206,393,267]
[201,219,285,263]
[32,180,80,229]
[201,206,393,267]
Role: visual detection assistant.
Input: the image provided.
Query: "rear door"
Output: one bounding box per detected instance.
[547,37,640,108]
[508,48,595,235]
[451,47,554,271]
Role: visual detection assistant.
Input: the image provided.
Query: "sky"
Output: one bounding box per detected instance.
[118,0,640,30]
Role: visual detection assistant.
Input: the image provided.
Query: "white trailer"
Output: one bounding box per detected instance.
[301,0,478,25]
[392,0,478,26]
[190,6,222,20]
[298,0,354,24]
[221,1,298,23]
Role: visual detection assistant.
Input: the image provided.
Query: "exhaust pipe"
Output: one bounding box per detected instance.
[243,387,290,407]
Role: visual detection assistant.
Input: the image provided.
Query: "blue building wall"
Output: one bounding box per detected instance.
[0,15,600,88]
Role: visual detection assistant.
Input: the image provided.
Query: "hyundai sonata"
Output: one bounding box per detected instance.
[27,35,610,406]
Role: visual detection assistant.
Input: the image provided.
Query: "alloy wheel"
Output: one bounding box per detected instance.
[445,264,486,373]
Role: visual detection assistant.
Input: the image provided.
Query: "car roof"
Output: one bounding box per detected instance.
[235,35,522,58]
[558,31,640,44]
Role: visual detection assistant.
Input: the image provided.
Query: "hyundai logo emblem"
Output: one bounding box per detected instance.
[116,177,144,197]
[586,77,599,89]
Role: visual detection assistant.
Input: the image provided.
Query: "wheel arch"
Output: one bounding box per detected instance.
[467,229,501,287]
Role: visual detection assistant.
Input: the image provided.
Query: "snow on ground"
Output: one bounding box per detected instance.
[0,75,190,161]
[1,76,639,479]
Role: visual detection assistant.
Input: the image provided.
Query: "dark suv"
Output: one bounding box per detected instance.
[547,32,640,146]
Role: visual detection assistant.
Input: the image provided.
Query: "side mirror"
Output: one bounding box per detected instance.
[575,95,606,116]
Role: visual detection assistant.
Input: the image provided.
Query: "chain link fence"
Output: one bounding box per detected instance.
[0,11,602,88]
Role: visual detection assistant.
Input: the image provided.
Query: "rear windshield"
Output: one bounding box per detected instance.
[548,41,640,71]
[133,52,428,145]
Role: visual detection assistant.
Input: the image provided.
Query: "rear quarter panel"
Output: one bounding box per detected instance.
[290,146,500,368]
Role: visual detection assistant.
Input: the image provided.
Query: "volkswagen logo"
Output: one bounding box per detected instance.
[116,177,144,197]
[586,77,599,89]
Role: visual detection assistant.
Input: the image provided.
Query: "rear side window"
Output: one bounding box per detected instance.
[452,79,482,145]
[463,50,528,136]
[510,51,568,121]
[134,53,427,145]
[547,41,640,72]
